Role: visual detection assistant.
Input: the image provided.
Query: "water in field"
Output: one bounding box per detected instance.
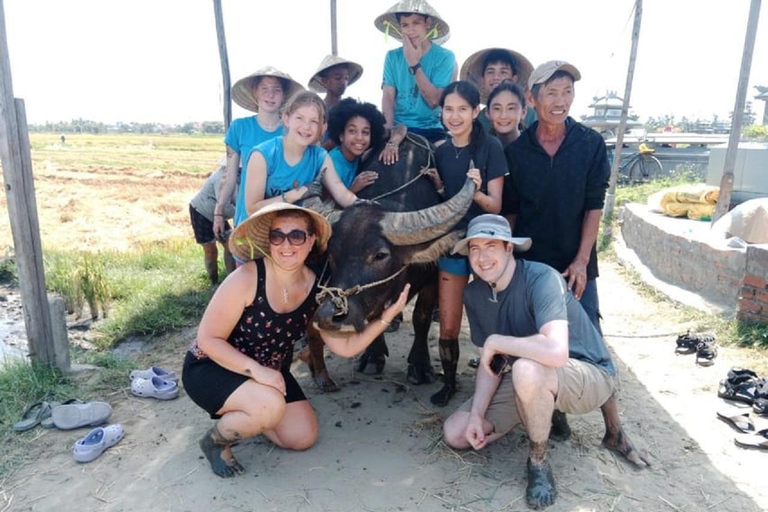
[0,287,28,362]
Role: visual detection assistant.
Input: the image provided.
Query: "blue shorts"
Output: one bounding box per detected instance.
[437,255,471,276]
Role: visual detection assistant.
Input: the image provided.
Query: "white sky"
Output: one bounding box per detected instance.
[4,0,768,125]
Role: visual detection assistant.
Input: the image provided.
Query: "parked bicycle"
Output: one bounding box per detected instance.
[617,142,663,183]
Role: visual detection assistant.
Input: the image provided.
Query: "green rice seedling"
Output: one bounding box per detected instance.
[45,254,84,316]
[78,254,111,319]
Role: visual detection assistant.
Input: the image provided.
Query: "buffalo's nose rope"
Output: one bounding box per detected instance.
[315,265,408,316]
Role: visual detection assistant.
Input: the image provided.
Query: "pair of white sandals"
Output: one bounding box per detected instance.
[130,366,179,400]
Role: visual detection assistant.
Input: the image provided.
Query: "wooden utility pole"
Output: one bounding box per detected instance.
[712,0,762,223]
[603,0,643,225]
[0,0,55,365]
[330,0,338,56]
[213,0,231,130]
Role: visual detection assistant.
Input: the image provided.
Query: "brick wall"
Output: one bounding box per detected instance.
[737,245,768,324]
[620,204,747,310]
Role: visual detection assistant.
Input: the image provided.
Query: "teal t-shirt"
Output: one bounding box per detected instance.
[382,43,455,130]
[225,116,283,226]
[328,147,358,188]
[245,136,327,221]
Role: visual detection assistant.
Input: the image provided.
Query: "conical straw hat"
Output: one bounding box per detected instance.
[308,55,364,93]
[374,0,450,44]
[460,48,534,102]
[232,66,304,113]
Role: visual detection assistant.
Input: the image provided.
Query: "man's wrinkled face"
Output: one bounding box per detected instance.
[529,76,574,126]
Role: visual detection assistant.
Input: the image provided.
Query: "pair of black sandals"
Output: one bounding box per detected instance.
[675,330,717,366]
[717,368,768,415]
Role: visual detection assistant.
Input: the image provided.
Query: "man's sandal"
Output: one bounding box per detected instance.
[675,331,715,355]
[695,340,717,366]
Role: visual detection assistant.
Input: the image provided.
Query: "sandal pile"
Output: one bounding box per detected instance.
[675,330,717,366]
[717,367,768,451]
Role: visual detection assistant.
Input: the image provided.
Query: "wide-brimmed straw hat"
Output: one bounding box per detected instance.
[308,55,364,93]
[374,0,450,44]
[460,48,534,101]
[229,203,332,262]
[232,66,304,113]
[452,214,531,256]
[528,60,581,91]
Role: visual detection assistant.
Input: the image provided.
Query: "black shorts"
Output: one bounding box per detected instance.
[182,351,306,419]
[189,204,230,245]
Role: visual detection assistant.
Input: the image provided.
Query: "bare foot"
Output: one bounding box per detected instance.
[526,458,557,509]
[199,430,245,478]
[602,427,651,468]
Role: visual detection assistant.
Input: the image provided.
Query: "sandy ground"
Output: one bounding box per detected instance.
[2,260,768,512]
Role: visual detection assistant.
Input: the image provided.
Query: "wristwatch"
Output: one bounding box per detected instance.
[409,63,421,75]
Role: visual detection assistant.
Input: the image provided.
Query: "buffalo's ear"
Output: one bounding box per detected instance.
[402,231,465,264]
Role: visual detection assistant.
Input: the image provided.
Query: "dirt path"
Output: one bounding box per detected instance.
[2,261,767,512]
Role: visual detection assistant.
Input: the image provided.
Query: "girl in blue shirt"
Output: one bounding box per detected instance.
[245,91,358,216]
[214,67,303,233]
[326,99,388,193]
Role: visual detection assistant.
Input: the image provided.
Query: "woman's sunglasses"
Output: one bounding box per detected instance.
[269,229,309,246]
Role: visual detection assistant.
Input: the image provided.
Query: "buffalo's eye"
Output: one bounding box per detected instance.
[373,251,389,262]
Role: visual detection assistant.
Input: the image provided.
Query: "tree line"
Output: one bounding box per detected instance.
[28,119,226,135]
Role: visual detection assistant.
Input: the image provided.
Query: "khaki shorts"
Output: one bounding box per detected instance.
[458,358,615,436]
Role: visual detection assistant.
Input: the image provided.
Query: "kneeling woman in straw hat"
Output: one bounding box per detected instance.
[213,67,303,240]
[183,203,410,477]
[245,90,359,216]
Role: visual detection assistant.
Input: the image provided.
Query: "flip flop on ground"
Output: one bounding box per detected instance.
[716,408,755,433]
[52,402,112,430]
[734,428,768,451]
[12,401,52,432]
[73,424,125,463]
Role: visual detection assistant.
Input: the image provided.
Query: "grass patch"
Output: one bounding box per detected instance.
[45,238,215,348]
[615,164,702,206]
[0,359,76,475]
[0,350,137,476]
[0,257,18,285]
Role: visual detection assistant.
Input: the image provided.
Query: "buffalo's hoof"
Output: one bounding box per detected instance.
[313,369,340,393]
[357,353,386,375]
[406,364,436,385]
[430,382,456,407]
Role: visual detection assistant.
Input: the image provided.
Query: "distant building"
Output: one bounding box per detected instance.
[756,86,768,125]
[581,91,642,138]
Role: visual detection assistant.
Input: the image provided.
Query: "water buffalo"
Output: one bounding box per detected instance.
[304,134,475,406]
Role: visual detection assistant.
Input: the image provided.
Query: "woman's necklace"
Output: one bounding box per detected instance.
[283,288,289,304]
[452,139,469,159]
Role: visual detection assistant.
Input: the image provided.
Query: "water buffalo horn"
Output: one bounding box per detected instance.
[380,178,476,245]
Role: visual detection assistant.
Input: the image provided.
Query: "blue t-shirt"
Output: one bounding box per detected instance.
[328,147,358,188]
[248,136,327,215]
[225,116,283,226]
[382,44,455,130]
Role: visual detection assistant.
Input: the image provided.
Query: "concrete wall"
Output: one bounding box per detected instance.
[620,204,746,311]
